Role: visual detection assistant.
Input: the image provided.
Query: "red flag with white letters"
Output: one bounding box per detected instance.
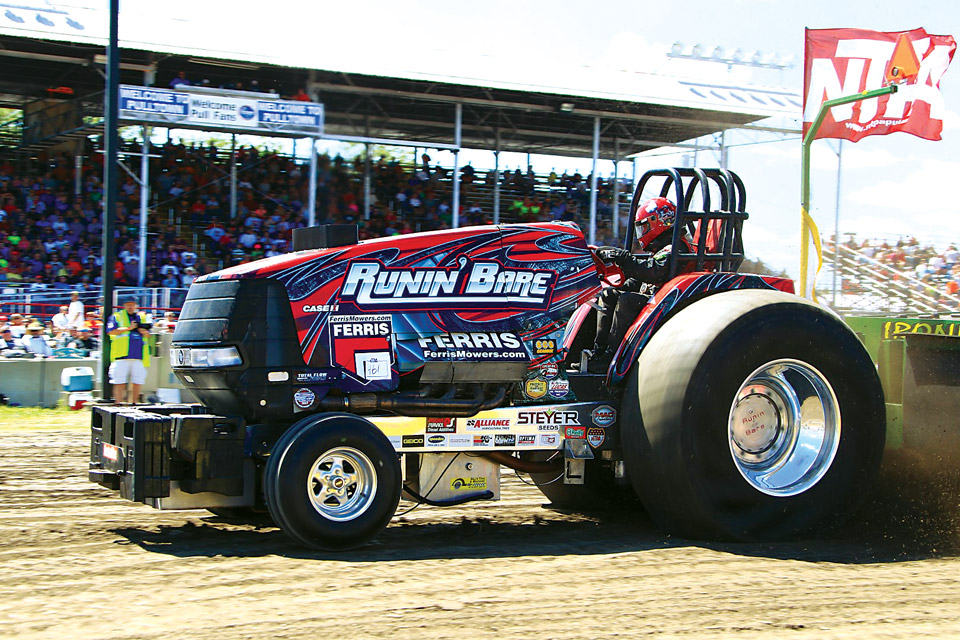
[803,28,956,141]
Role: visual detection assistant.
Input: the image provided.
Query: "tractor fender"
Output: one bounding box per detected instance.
[606,272,794,385]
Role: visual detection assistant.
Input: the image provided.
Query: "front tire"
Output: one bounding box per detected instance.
[620,290,885,540]
[264,413,401,550]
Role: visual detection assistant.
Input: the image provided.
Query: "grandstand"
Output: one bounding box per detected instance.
[819,237,960,315]
[0,139,627,287]
[0,6,803,320]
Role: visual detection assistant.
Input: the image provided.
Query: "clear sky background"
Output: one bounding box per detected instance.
[58,0,960,277]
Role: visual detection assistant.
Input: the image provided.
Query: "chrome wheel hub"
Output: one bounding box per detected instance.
[728,359,841,497]
[307,447,377,521]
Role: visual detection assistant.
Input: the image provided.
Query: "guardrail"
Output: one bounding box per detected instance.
[0,287,189,322]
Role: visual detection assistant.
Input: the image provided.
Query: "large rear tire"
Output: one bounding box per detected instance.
[620,290,885,540]
[264,413,401,550]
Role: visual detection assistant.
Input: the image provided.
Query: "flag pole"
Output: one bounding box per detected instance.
[800,84,898,300]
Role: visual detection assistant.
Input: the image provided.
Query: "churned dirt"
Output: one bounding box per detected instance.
[1,415,960,640]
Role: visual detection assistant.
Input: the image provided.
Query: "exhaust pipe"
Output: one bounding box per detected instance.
[483,451,563,474]
[321,385,507,417]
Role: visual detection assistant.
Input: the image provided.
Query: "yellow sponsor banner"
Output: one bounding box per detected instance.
[370,416,427,436]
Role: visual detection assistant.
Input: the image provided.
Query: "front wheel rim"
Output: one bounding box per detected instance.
[306,447,378,521]
[727,359,841,497]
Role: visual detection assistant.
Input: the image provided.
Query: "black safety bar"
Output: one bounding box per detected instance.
[623,167,748,277]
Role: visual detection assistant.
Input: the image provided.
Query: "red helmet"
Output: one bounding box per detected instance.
[635,197,677,250]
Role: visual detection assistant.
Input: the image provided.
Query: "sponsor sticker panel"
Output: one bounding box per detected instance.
[329,314,396,389]
[538,433,560,447]
[295,369,340,384]
[401,435,424,448]
[523,378,548,400]
[494,434,516,447]
[565,426,586,440]
[375,403,610,451]
[465,418,512,431]
[451,477,487,491]
[417,331,528,361]
[293,387,316,411]
[426,418,456,434]
[548,379,570,399]
[591,405,617,427]
[586,427,605,448]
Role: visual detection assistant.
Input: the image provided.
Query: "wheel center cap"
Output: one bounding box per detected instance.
[332,477,345,489]
[731,393,780,454]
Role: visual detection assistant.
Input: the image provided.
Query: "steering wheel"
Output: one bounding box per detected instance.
[589,246,624,287]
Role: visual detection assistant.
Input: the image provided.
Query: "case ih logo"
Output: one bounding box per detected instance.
[340,259,556,309]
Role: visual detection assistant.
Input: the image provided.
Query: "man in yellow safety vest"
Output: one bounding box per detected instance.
[106,296,152,403]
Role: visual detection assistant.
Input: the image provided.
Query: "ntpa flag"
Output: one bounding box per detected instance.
[803,28,956,141]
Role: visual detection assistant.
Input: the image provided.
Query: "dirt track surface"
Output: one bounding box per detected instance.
[2,424,960,640]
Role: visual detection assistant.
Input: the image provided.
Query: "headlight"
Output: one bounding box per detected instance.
[171,346,242,368]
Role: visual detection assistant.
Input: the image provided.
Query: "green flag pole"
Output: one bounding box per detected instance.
[800,84,898,301]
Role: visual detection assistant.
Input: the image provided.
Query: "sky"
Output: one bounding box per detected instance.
[21,1,960,278]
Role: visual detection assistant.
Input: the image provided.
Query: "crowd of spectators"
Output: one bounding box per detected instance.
[0,305,178,359]
[0,308,100,357]
[830,234,960,305]
[1,141,621,292]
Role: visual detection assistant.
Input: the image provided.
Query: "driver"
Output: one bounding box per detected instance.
[588,197,692,373]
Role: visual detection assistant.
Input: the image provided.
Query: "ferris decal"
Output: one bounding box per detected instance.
[329,314,395,385]
[803,27,956,141]
[339,258,557,309]
[417,332,528,361]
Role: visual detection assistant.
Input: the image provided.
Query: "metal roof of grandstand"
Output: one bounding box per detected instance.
[0,1,802,158]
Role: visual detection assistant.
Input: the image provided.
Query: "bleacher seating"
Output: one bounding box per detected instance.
[820,238,960,315]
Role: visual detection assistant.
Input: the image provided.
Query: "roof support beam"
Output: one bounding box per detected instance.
[308,80,799,133]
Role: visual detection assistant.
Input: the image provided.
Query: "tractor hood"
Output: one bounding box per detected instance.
[181,222,601,397]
